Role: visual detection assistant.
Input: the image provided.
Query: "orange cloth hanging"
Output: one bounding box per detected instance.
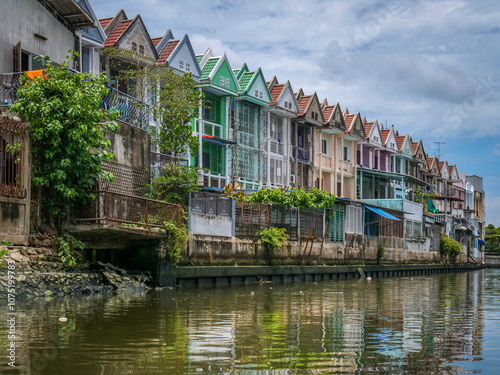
[25,70,45,79]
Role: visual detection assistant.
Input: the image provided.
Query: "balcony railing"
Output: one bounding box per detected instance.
[293,146,310,163]
[1,73,152,130]
[270,140,284,155]
[72,190,183,229]
[321,155,333,169]
[0,72,22,106]
[338,160,355,175]
[103,87,151,130]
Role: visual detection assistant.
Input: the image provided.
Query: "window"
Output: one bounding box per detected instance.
[259,92,263,99]
[343,145,349,161]
[179,61,184,69]
[220,76,225,85]
[132,42,137,52]
[225,78,229,87]
[139,45,144,55]
[255,89,259,97]
[186,63,190,72]
[322,139,327,155]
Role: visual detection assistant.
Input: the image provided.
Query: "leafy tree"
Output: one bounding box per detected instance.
[10,54,118,226]
[485,224,500,253]
[440,235,462,262]
[101,47,202,159]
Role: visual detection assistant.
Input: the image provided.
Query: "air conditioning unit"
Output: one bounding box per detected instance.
[290,174,296,184]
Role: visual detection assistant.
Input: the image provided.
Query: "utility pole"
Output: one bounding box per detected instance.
[434,141,446,158]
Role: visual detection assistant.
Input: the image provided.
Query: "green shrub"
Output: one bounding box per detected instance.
[163,221,188,266]
[377,242,385,263]
[258,227,288,252]
[0,248,9,269]
[54,234,84,267]
[440,235,462,262]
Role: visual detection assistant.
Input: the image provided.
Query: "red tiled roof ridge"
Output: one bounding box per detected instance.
[151,37,162,47]
[269,84,285,106]
[99,17,113,29]
[380,129,391,143]
[322,106,334,124]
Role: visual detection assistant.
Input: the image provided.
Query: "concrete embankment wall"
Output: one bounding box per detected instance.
[186,233,460,265]
[485,255,500,267]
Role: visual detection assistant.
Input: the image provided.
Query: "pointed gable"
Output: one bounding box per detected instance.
[103,15,158,59]
[100,9,127,37]
[156,34,202,80]
[448,165,459,181]
[396,134,413,157]
[295,90,324,127]
[198,48,214,69]
[199,53,240,95]
[428,157,441,176]
[380,127,399,152]
[365,120,383,146]
[235,63,249,80]
[267,78,299,114]
[77,0,106,45]
[343,109,366,140]
[439,160,450,179]
[412,141,427,166]
[237,67,272,106]
[322,102,346,132]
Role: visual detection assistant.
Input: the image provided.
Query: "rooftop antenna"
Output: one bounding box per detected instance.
[434,141,445,158]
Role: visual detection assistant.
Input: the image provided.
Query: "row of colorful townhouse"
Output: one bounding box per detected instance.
[0,1,485,261]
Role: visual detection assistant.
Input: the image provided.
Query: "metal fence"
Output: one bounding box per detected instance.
[0,118,27,198]
[102,87,150,130]
[72,190,183,229]
[235,202,270,238]
[300,209,324,239]
[270,205,299,241]
[190,192,232,217]
[0,73,22,106]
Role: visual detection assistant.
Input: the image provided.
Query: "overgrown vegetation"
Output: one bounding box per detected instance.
[440,234,462,262]
[0,248,9,269]
[223,185,336,210]
[147,163,200,205]
[259,227,289,252]
[377,242,385,264]
[163,221,188,266]
[53,233,84,267]
[10,53,118,227]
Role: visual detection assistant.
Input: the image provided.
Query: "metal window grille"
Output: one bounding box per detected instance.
[0,119,26,198]
[345,205,362,234]
[328,203,345,241]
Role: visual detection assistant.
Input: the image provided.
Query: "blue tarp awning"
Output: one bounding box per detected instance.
[478,239,486,245]
[364,206,402,221]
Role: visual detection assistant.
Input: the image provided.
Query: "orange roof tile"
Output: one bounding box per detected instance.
[104,19,132,47]
[99,17,113,29]
[381,129,391,144]
[323,106,334,125]
[364,122,375,139]
[411,142,419,154]
[396,136,406,150]
[345,114,355,131]
[151,37,162,47]
[157,40,179,65]
[297,95,311,117]
[448,166,454,175]
[438,161,445,172]
[269,84,285,106]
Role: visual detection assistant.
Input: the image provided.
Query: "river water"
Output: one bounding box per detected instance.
[1,269,500,374]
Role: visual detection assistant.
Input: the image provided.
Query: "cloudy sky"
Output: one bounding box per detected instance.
[94,0,500,226]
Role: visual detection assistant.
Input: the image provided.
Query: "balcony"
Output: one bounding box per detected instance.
[321,155,333,169]
[72,190,182,229]
[336,160,355,175]
[293,146,310,163]
[360,198,423,215]
[270,140,284,155]
[1,72,151,130]
[103,87,151,130]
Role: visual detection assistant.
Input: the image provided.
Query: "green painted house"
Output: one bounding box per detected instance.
[230,63,272,189]
[193,49,240,188]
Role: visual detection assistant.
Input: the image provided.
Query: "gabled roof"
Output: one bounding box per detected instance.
[396,135,406,150]
[198,52,240,95]
[428,156,441,175]
[295,90,324,126]
[235,63,249,80]
[237,67,271,105]
[412,140,427,166]
[364,122,376,140]
[267,78,299,114]
[151,37,162,47]
[99,17,113,30]
[99,9,127,37]
[198,48,214,69]
[343,108,366,140]
[104,19,133,47]
[322,102,346,132]
[155,34,202,79]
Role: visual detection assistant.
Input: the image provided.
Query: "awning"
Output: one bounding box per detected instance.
[364,206,402,221]
[478,240,486,245]
[202,135,236,145]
